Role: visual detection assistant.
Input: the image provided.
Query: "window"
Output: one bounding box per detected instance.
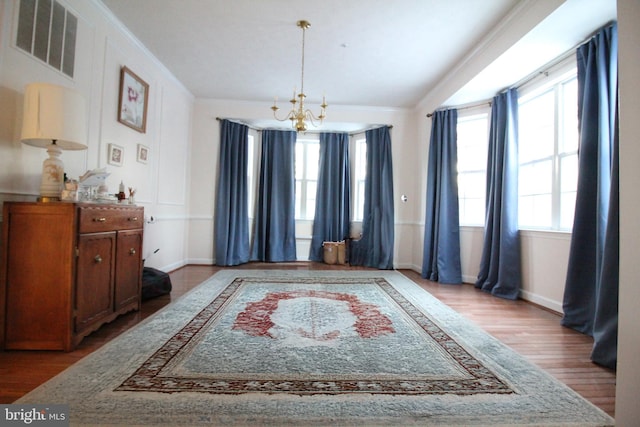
[295,137,319,219]
[457,112,489,226]
[247,134,256,218]
[518,67,578,230]
[352,137,367,221]
[16,0,78,78]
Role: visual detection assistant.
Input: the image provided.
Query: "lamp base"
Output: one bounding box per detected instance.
[37,196,61,203]
[39,141,65,200]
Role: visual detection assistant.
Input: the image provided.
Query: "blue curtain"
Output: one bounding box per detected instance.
[422,109,462,283]
[309,132,351,261]
[350,126,394,269]
[250,129,298,262]
[475,88,522,300]
[214,119,250,266]
[562,23,618,370]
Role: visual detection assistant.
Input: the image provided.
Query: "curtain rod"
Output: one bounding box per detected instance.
[427,102,491,118]
[349,124,393,136]
[215,117,263,131]
[216,117,392,135]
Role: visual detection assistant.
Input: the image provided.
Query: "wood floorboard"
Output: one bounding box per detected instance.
[0,262,616,418]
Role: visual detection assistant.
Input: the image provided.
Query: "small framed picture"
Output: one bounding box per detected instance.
[137,144,149,164]
[108,143,124,167]
[118,66,149,133]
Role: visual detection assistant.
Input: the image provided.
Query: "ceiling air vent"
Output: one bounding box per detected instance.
[16,0,77,78]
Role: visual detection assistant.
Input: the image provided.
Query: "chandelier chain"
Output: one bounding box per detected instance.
[300,24,305,96]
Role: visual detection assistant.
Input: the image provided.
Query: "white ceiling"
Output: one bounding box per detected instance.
[99,0,616,111]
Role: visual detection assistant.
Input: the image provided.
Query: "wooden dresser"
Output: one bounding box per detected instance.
[0,202,144,351]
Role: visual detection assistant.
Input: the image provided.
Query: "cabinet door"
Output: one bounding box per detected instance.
[2,203,75,350]
[115,230,143,311]
[75,232,116,333]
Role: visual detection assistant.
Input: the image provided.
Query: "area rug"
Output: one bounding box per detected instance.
[16,270,613,426]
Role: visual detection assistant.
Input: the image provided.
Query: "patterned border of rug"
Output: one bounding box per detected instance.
[16,270,614,426]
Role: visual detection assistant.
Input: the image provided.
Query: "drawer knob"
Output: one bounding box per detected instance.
[93,217,107,222]
[129,248,136,255]
[94,255,103,263]
[129,217,139,221]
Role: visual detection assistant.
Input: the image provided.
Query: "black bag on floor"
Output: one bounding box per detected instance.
[141,267,172,301]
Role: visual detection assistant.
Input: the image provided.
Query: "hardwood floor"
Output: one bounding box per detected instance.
[0,263,616,418]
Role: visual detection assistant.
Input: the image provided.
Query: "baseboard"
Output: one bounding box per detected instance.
[462,274,477,284]
[185,258,214,266]
[395,262,420,271]
[519,289,563,314]
[158,260,189,272]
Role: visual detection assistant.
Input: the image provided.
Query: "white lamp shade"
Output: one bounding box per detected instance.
[21,83,88,150]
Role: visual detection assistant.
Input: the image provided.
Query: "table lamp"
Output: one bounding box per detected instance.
[21,82,88,202]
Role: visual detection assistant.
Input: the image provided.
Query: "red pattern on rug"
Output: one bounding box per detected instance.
[232,289,395,339]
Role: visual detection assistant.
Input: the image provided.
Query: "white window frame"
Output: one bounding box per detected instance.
[295,136,319,220]
[517,55,578,232]
[456,109,490,226]
[351,135,367,222]
[247,132,257,219]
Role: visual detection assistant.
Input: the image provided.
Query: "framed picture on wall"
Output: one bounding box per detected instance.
[118,66,149,133]
[137,144,149,164]
[108,143,124,167]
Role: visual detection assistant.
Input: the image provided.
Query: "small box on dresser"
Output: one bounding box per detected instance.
[0,202,144,351]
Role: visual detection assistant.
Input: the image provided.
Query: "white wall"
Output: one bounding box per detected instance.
[0,0,193,271]
[615,0,640,422]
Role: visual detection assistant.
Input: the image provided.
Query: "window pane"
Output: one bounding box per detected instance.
[560,192,576,230]
[247,135,255,218]
[295,138,320,220]
[519,90,555,162]
[457,114,488,226]
[306,181,317,219]
[520,194,552,228]
[295,144,303,180]
[519,160,552,228]
[458,171,485,199]
[560,153,578,192]
[519,161,552,196]
[295,181,302,219]
[561,78,579,154]
[355,180,365,221]
[457,115,488,172]
[355,139,367,180]
[461,197,485,226]
[307,142,319,180]
[560,153,578,230]
[353,138,367,221]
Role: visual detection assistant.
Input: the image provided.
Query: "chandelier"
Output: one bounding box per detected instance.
[271,20,327,132]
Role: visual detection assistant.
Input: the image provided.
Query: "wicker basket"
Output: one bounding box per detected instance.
[323,241,346,265]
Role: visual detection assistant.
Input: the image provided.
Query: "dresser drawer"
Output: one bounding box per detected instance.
[78,206,144,233]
